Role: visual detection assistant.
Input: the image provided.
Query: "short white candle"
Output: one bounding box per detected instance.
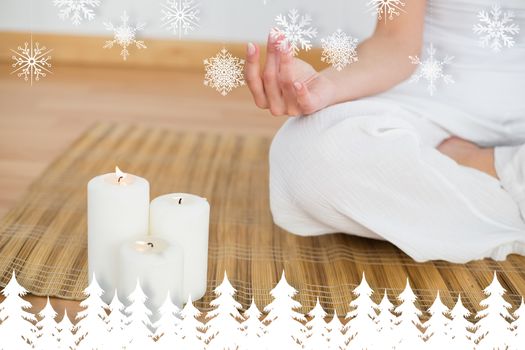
[149,193,210,300]
[118,236,184,310]
[87,166,149,301]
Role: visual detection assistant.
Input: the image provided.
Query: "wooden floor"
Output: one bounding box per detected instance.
[0,62,284,317]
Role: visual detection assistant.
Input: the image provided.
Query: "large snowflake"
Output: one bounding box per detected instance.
[53,0,101,26]
[270,9,318,56]
[203,48,245,96]
[367,0,406,22]
[160,0,200,39]
[409,43,454,96]
[321,29,359,71]
[473,3,520,52]
[104,11,147,61]
[11,38,53,86]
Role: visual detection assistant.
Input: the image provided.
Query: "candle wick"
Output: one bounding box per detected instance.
[178,198,182,205]
[117,176,124,183]
[147,242,154,248]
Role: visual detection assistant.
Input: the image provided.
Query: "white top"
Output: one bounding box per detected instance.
[378,0,525,146]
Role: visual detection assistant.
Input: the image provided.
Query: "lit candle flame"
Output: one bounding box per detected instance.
[115,166,126,184]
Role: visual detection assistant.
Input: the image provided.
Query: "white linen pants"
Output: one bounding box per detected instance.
[269,99,525,263]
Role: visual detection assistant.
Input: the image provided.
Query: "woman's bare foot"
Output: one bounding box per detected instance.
[437,137,498,178]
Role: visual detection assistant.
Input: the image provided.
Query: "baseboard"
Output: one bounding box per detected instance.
[0,31,325,72]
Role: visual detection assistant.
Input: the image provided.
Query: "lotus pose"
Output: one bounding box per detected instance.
[245,0,525,263]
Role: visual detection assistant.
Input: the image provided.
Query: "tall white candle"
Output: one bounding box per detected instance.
[118,236,184,311]
[149,193,210,300]
[87,166,149,302]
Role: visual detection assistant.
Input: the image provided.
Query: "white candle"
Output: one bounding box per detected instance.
[118,236,184,310]
[87,166,149,301]
[149,193,210,300]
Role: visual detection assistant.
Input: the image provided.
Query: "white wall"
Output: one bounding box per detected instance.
[0,0,376,43]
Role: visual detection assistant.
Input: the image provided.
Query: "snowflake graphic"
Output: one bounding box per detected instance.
[473,3,520,52]
[53,0,101,26]
[270,9,318,56]
[104,12,147,61]
[321,29,359,71]
[409,43,454,96]
[11,38,53,86]
[367,0,406,22]
[160,0,200,39]
[203,48,245,96]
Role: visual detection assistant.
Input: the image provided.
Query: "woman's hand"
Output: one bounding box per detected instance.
[245,34,337,117]
[245,1,426,115]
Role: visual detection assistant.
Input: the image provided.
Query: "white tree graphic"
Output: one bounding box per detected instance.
[179,295,206,349]
[0,271,37,350]
[35,297,59,349]
[326,311,347,350]
[423,291,451,349]
[106,290,127,349]
[2,269,525,348]
[124,280,154,349]
[239,298,266,350]
[375,289,396,349]
[448,294,475,350]
[510,297,525,350]
[263,272,306,349]
[304,298,329,349]
[344,272,379,349]
[56,310,76,350]
[205,272,244,350]
[394,278,425,348]
[154,291,182,349]
[75,273,108,350]
[475,272,514,350]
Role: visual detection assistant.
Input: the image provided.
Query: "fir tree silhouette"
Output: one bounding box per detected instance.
[239,298,266,350]
[326,311,347,350]
[263,271,306,349]
[475,272,514,350]
[205,272,244,350]
[423,291,451,349]
[106,290,127,349]
[375,289,396,349]
[304,298,329,349]
[394,278,425,348]
[35,297,59,349]
[124,280,154,349]
[344,272,379,349]
[510,297,525,350]
[448,294,475,350]
[0,271,37,350]
[154,291,182,349]
[179,295,206,349]
[56,310,76,350]
[75,273,108,350]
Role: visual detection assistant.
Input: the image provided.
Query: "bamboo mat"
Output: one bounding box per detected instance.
[1,122,525,317]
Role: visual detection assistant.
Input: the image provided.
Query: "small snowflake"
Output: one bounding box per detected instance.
[160,0,200,39]
[367,0,406,22]
[321,29,359,71]
[270,9,318,56]
[204,48,245,96]
[409,43,454,96]
[11,38,53,86]
[473,3,520,52]
[53,0,101,26]
[104,11,147,61]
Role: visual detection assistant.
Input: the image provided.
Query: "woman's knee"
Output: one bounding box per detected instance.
[268,113,422,208]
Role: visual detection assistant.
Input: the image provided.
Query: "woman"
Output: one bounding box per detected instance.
[244,0,525,263]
